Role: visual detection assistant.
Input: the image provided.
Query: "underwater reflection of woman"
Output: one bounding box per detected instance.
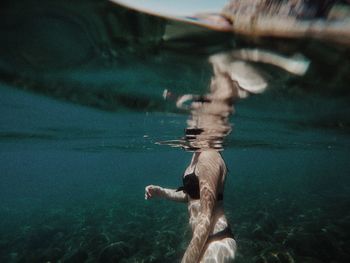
[145,52,242,262]
[144,35,314,261]
[145,150,236,262]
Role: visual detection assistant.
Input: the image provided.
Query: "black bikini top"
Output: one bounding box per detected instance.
[176,168,223,200]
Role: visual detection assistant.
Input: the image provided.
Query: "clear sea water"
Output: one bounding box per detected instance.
[1,1,350,262]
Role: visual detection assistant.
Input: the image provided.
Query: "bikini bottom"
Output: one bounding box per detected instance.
[207,226,234,243]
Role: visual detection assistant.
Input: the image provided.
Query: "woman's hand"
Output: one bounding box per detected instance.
[145,185,162,200]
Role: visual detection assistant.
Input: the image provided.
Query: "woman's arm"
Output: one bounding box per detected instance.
[181,152,221,263]
[145,185,187,203]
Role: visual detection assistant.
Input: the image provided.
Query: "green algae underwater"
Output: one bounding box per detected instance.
[1,0,350,262]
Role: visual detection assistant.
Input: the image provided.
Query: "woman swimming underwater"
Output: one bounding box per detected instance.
[145,54,242,262]
[145,149,236,263]
[145,49,309,262]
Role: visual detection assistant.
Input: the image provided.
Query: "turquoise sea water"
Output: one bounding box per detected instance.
[1,82,349,262]
[1,1,350,262]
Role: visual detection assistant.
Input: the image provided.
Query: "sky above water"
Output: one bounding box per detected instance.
[109,0,229,17]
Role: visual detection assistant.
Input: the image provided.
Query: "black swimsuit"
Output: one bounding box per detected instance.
[207,225,234,243]
[176,168,223,200]
[176,167,233,241]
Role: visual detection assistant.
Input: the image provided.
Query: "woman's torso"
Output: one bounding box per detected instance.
[184,151,229,236]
